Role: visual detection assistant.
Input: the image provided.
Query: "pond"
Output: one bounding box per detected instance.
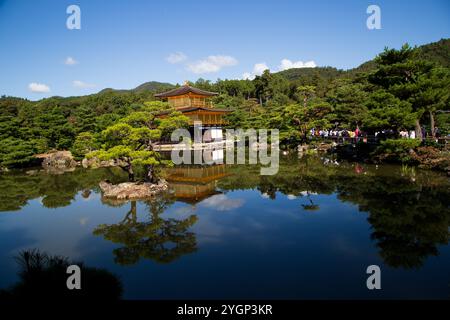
[0,154,449,299]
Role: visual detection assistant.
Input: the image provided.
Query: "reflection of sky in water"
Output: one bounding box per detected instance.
[0,173,449,299]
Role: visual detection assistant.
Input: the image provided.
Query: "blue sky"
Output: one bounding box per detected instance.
[0,0,449,100]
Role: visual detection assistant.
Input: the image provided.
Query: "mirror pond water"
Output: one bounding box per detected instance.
[0,155,449,299]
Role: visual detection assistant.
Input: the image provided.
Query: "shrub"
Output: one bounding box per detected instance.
[421,139,440,148]
[0,137,41,168]
[373,139,421,163]
[71,132,99,160]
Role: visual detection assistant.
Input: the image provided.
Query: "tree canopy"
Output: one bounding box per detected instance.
[86,104,189,182]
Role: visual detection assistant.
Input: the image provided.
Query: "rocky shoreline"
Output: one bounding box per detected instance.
[25,145,450,178]
[299,142,450,175]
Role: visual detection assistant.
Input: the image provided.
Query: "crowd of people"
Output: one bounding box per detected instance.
[310,127,363,139]
[398,126,442,139]
[310,126,443,141]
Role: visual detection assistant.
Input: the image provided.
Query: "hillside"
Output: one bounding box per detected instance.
[347,38,450,75]
[277,38,450,82]
[276,66,345,82]
[98,81,174,94]
[417,38,450,68]
[132,81,175,93]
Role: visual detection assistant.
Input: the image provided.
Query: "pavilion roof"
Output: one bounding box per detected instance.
[158,106,230,115]
[154,84,219,98]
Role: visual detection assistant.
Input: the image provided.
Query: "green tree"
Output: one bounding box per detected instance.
[413,67,450,137]
[327,79,369,128]
[368,44,435,139]
[71,132,99,160]
[296,85,316,108]
[0,138,41,168]
[88,109,188,182]
[363,91,415,133]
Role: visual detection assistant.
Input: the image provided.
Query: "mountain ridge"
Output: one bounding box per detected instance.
[276,38,450,82]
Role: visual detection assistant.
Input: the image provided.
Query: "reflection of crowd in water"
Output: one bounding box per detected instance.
[321,157,365,174]
[321,157,340,166]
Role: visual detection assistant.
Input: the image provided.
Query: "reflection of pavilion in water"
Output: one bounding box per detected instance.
[166,164,230,204]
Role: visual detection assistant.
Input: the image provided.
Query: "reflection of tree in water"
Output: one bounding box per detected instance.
[221,155,450,269]
[300,191,319,211]
[0,249,122,300]
[2,155,449,270]
[338,175,450,269]
[0,167,126,211]
[323,164,448,269]
[94,194,198,265]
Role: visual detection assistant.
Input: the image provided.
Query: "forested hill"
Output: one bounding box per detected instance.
[416,38,450,68]
[277,38,450,81]
[99,81,174,94]
[276,66,345,82]
[348,38,450,75]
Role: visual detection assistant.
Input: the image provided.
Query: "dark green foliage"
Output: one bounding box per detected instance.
[373,139,421,163]
[0,89,169,168]
[0,138,40,168]
[363,91,415,132]
[326,79,369,128]
[71,132,99,160]
[416,38,450,68]
[0,249,122,300]
[87,104,189,182]
[364,43,449,139]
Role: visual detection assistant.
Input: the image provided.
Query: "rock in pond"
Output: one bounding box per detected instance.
[82,157,131,169]
[99,180,169,200]
[36,151,77,170]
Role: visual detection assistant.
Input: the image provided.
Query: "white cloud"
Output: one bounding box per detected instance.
[242,59,316,80]
[242,72,254,80]
[279,58,316,71]
[253,62,269,75]
[299,191,318,196]
[187,55,238,74]
[73,80,96,88]
[79,217,89,226]
[242,62,269,80]
[65,56,78,65]
[166,52,187,64]
[28,82,50,93]
[200,194,244,211]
